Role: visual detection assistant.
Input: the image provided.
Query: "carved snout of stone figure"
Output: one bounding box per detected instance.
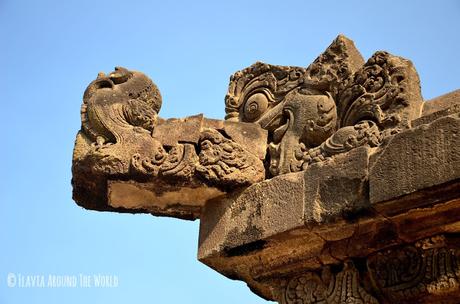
[257,89,337,175]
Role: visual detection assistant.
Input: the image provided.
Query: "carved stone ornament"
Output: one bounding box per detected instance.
[72,35,425,216]
[224,35,422,176]
[275,236,460,304]
[72,35,460,303]
[367,236,460,303]
[279,261,378,304]
[72,67,266,219]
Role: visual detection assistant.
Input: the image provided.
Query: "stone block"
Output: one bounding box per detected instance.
[370,114,460,204]
[303,147,369,224]
[198,172,305,259]
[198,147,370,259]
[422,89,460,116]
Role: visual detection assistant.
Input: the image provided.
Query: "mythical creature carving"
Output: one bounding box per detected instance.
[72,34,426,218]
[225,35,423,176]
[81,66,162,146]
[74,67,264,194]
[75,66,164,177]
[75,35,424,185]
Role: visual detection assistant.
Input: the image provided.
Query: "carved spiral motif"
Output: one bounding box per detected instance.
[280,262,378,304]
[243,93,269,122]
[337,51,421,129]
[367,241,460,301]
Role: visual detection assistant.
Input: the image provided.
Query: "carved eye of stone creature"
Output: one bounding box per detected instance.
[243,93,269,122]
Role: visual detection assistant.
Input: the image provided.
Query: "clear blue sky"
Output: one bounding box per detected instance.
[1,1,459,303]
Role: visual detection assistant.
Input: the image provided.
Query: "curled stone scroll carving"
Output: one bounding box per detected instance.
[277,235,460,304]
[131,143,198,179]
[279,261,378,304]
[336,51,423,133]
[293,120,381,171]
[130,129,265,186]
[367,236,460,303]
[196,128,265,187]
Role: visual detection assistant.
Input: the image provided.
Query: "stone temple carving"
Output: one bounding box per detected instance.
[224,36,422,176]
[72,35,460,303]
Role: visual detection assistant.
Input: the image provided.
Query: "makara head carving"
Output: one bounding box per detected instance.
[224,36,423,176]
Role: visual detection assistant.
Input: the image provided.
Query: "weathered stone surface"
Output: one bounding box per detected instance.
[413,99,460,127]
[304,34,365,96]
[370,114,460,204]
[199,172,305,259]
[152,114,204,146]
[152,115,267,160]
[199,196,460,302]
[303,147,369,224]
[224,36,423,178]
[422,89,460,116]
[273,234,460,304]
[72,67,267,220]
[199,147,370,259]
[367,235,460,304]
[71,35,460,304]
[108,180,224,220]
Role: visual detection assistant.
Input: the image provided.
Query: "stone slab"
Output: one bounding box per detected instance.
[422,89,460,116]
[370,114,460,204]
[303,147,369,224]
[198,172,305,259]
[108,180,225,220]
[152,114,204,146]
[413,102,460,127]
